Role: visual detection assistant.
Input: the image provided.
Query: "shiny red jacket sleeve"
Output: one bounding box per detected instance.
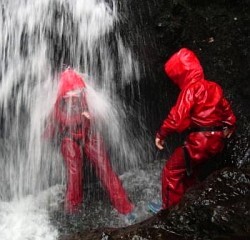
[156,85,236,140]
[156,88,194,140]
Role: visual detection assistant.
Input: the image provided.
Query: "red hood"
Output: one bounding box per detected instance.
[164,48,204,89]
[53,68,88,126]
[57,69,86,98]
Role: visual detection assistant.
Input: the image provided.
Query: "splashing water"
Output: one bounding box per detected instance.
[0,0,155,238]
[0,187,63,240]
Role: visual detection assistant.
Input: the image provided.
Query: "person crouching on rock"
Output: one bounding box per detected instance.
[148,48,236,213]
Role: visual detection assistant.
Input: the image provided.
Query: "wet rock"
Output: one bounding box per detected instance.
[164,167,250,239]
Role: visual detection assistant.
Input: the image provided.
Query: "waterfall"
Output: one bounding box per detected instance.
[0,0,155,239]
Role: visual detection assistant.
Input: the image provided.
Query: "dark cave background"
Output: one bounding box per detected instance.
[117,0,250,169]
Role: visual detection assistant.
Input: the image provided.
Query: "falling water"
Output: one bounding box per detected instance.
[0,0,157,239]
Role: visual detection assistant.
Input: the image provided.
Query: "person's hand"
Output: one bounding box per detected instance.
[82,111,91,119]
[155,137,165,150]
[223,127,234,139]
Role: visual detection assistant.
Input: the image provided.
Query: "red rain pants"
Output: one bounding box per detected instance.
[162,131,225,209]
[61,134,134,214]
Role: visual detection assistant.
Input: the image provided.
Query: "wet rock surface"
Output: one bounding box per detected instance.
[59,0,250,239]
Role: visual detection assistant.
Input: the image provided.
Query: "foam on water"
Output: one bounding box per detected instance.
[0,191,61,240]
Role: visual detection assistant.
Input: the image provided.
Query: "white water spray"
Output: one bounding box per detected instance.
[0,0,153,238]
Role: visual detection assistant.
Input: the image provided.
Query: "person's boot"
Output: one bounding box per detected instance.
[123,211,137,225]
[148,200,162,214]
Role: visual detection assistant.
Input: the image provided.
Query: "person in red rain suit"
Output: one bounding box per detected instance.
[148,48,236,213]
[44,68,135,218]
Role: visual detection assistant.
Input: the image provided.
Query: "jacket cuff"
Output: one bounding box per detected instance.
[156,132,165,140]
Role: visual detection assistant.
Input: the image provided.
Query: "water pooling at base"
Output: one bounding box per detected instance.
[0,0,155,239]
